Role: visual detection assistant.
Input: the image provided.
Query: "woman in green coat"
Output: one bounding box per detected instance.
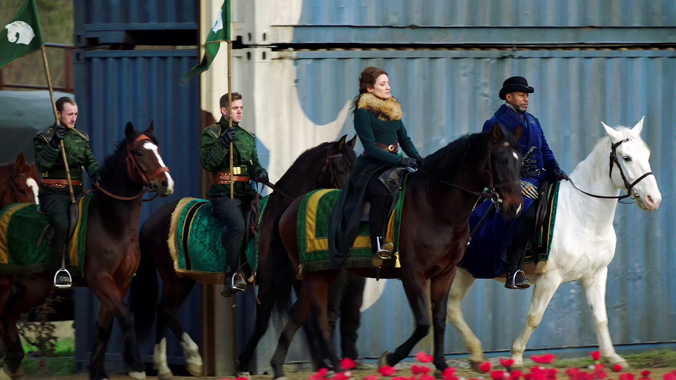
[329,66,423,267]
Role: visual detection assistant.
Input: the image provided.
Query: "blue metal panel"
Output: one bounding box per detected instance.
[73,0,197,46]
[251,49,676,366]
[73,48,203,370]
[286,0,676,45]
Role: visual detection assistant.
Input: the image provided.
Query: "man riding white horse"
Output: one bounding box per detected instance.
[475,76,569,289]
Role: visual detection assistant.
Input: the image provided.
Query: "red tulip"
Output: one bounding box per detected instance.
[612,364,624,372]
[664,373,676,380]
[590,351,601,361]
[442,367,456,379]
[334,372,352,380]
[416,351,434,363]
[378,365,397,377]
[236,377,249,380]
[420,374,436,380]
[500,358,515,368]
[510,370,523,380]
[412,365,431,375]
[479,362,492,373]
[490,370,507,380]
[641,371,651,377]
[364,376,378,380]
[619,374,635,380]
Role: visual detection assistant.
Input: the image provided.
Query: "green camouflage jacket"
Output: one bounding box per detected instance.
[33,124,100,193]
[200,117,264,199]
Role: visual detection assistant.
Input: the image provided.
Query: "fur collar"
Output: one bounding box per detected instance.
[357,93,402,121]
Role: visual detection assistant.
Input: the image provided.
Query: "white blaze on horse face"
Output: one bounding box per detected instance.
[26,177,39,205]
[143,141,175,194]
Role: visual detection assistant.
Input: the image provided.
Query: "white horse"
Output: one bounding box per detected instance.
[447,118,661,369]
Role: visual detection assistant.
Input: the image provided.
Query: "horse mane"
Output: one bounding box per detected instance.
[98,139,128,180]
[275,142,333,187]
[422,132,486,180]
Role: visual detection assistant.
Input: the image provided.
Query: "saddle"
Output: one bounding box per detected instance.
[40,195,83,248]
[361,167,408,222]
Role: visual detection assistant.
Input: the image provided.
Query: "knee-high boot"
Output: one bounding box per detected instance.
[505,246,530,289]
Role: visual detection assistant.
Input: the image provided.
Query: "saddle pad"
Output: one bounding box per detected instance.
[167,196,268,285]
[297,185,406,273]
[0,194,90,275]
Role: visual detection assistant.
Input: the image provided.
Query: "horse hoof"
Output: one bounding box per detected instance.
[377,351,390,368]
[128,370,146,379]
[186,362,202,377]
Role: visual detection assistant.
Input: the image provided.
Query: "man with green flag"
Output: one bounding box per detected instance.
[184,0,231,79]
[0,0,43,69]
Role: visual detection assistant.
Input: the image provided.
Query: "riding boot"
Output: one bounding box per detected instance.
[505,246,530,289]
[221,226,246,297]
[368,193,393,264]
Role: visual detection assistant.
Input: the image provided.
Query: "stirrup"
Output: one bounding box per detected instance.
[54,268,72,289]
[376,237,393,260]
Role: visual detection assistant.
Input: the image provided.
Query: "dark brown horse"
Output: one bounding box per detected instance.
[270,124,524,379]
[0,153,40,208]
[129,135,357,379]
[0,122,173,380]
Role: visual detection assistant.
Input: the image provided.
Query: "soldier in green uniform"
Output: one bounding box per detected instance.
[33,96,100,288]
[200,92,269,297]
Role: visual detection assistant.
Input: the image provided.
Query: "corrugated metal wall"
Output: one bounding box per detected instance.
[72,48,203,371]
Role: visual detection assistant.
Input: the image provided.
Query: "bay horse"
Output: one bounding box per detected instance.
[0,153,40,208]
[447,118,661,370]
[0,122,174,380]
[129,135,357,379]
[270,124,525,379]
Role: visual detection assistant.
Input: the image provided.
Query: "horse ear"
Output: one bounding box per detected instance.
[145,121,155,135]
[631,116,645,136]
[125,122,135,140]
[348,135,357,149]
[337,134,347,150]
[601,121,622,142]
[491,123,503,142]
[513,126,523,140]
[15,153,26,168]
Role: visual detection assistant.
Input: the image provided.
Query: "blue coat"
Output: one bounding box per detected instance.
[482,104,560,182]
[461,105,561,278]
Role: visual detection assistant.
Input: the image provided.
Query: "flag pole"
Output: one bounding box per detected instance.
[41,45,75,204]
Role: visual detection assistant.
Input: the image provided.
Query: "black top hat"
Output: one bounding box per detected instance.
[499,76,534,100]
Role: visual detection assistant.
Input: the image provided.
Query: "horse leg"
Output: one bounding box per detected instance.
[511,274,561,368]
[89,309,115,380]
[429,271,456,373]
[380,274,429,367]
[237,280,277,375]
[581,268,628,368]
[447,268,484,370]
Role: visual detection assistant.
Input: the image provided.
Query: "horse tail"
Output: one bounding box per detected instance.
[128,218,160,343]
[270,213,297,327]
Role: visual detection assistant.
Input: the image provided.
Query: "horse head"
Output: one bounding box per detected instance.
[5,21,36,45]
[317,134,357,189]
[0,153,40,208]
[124,122,174,196]
[486,124,523,219]
[601,117,661,210]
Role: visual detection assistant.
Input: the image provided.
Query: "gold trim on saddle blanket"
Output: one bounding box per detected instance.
[0,203,33,263]
[66,195,87,267]
[304,189,397,254]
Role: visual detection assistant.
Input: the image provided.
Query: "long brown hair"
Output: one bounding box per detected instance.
[352,66,388,114]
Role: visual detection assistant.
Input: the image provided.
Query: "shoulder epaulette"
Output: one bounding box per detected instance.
[203,124,221,138]
[238,125,255,138]
[72,128,90,141]
[35,127,53,142]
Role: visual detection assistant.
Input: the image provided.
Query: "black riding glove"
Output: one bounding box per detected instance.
[552,168,569,181]
[411,153,424,167]
[49,125,67,149]
[218,127,237,146]
[399,157,419,170]
[90,171,102,184]
[255,169,269,183]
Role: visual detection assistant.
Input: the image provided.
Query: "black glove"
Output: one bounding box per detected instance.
[552,168,569,181]
[49,125,67,149]
[91,172,102,184]
[218,127,237,146]
[255,169,269,183]
[411,153,424,167]
[399,157,419,170]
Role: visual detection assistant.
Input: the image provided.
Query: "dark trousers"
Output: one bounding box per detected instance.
[327,271,365,360]
[365,175,393,253]
[507,195,539,266]
[211,197,246,275]
[39,192,72,268]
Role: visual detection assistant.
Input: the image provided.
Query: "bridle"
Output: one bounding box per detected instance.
[318,150,346,189]
[94,134,170,201]
[568,138,654,201]
[0,167,31,204]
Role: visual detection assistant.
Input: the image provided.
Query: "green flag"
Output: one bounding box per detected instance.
[184,0,231,80]
[0,0,44,69]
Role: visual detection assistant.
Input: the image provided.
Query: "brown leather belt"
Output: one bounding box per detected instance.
[213,172,250,185]
[363,142,399,157]
[42,179,83,188]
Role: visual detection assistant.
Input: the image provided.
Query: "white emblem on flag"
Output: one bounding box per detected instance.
[5,21,35,45]
[211,10,223,33]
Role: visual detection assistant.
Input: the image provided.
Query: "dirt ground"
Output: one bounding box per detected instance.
[19,362,676,380]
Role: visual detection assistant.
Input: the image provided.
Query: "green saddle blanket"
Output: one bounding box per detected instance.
[297,185,406,273]
[167,196,268,285]
[0,194,91,275]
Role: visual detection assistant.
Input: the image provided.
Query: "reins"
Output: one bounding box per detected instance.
[568,138,654,202]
